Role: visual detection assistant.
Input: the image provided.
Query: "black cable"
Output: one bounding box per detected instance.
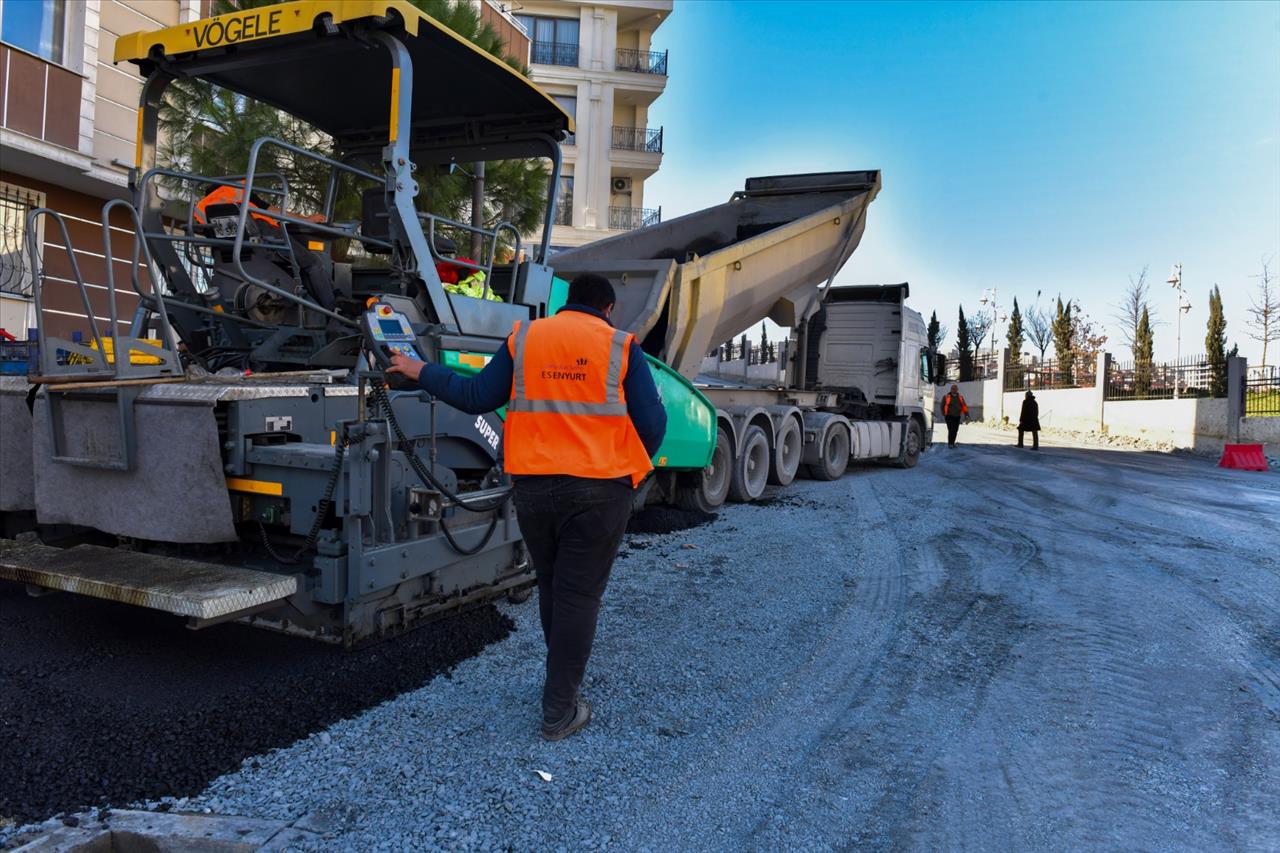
[257,433,350,565]
[370,380,509,555]
[371,381,510,513]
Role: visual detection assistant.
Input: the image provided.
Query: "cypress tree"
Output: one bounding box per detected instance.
[957,306,973,382]
[1051,297,1074,384]
[1134,307,1154,397]
[927,311,943,384]
[1006,297,1024,364]
[1206,285,1227,397]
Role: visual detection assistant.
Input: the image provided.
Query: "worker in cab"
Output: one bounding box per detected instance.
[192,182,279,227]
[387,274,666,741]
[941,383,969,448]
[434,239,502,301]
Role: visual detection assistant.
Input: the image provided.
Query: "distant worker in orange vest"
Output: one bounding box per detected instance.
[387,274,667,740]
[941,384,969,448]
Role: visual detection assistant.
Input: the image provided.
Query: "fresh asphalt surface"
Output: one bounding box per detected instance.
[4,425,1279,850]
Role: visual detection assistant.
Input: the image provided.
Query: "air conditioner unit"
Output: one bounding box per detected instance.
[611,177,632,193]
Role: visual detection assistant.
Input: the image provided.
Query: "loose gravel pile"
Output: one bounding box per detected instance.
[0,585,512,827]
[6,433,1279,850]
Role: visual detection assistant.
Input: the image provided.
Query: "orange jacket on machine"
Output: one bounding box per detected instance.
[943,391,969,417]
[503,311,653,487]
[193,184,279,227]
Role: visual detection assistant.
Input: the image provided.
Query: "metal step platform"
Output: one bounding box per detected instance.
[0,540,297,625]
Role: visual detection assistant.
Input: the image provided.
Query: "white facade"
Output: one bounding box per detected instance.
[513,0,672,250]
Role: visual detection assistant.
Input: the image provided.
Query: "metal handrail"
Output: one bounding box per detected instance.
[615,48,668,75]
[607,206,662,231]
[235,136,391,328]
[423,214,523,301]
[531,40,578,67]
[610,125,663,153]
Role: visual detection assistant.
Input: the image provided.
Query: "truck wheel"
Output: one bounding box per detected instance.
[507,586,533,604]
[768,416,802,486]
[728,424,770,502]
[675,425,732,513]
[805,424,850,481]
[896,420,923,469]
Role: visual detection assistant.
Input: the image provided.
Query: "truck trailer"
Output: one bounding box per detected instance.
[0,0,932,645]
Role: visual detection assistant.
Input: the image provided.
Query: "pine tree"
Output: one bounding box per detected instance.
[957,306,974,382]
[1134,307,1154,397]
[1006,297,1024,364]
[927,311,946,384]
[1206,285,1227,397]
[1051,297,1074,384]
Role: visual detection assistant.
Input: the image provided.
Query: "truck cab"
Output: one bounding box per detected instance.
[807,283,934,444]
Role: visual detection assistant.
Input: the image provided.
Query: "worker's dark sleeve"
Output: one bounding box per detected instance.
[624,339,667,457]
[415,342,513,414]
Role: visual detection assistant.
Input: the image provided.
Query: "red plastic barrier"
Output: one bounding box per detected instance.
[1219,444,1269,472]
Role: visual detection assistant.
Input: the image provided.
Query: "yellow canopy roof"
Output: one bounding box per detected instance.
[114,0,573,147]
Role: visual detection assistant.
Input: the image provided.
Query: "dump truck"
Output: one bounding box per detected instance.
[0,0,930,645]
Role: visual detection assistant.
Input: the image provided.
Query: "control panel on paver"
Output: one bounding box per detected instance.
[363,302,424,361]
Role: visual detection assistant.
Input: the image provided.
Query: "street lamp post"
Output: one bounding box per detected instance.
[979,288,1007,379]
[1166,263,1192,399]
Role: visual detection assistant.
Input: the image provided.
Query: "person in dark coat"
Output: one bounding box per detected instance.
[1017,390,1041,449]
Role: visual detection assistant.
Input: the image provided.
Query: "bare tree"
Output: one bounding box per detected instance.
[1026,305,1051,362]
[1114,266,1157,359]
[967,308,994,372]
[1248,257,1279,367]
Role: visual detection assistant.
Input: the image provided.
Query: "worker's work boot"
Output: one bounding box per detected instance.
[541,699,592,741]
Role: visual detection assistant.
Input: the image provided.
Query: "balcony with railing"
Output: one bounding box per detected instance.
[608,206,661,231]
[615,48,668,75]
[611,125,663,154]
[530,41,579,67]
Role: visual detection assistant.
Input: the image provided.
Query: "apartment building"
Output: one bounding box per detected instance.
[512,0,672,250]
[0,0,202,341]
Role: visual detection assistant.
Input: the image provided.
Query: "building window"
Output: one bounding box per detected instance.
[554,176,573,227]
[515,15,579,67]
[552,95,577,145]
[1,0,67,64]
[0,183,45,298]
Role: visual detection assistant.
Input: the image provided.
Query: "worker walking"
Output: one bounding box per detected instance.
[387,274,666,741]
[1017,390,1041,450]
[941,383,969,448]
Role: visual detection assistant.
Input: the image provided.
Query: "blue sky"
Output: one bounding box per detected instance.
[645,0,1280,361]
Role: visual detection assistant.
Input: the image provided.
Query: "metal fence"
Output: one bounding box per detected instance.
[616,48,668,75]
[531,41,578,67]
[608,206,661,230]
[0,183,42,297]
[1246,365,1280,416]
[1105,353,1221,401]
[1006,358,1097,391]
[611,125,664,153]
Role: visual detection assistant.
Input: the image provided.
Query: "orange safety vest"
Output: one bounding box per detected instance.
[943,393,968,416]
[504,311,653,487]
[193,184,279,227]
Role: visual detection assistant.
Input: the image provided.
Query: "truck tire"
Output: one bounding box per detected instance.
[728,424,770,502]
[675,425,732,513]
[896,420,923,469]
[768,416,803,486]
[805,424,850,481]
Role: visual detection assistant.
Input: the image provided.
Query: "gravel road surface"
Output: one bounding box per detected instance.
[5,426,1278,850]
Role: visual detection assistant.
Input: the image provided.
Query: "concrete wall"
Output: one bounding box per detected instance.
[1000,387,1098,433]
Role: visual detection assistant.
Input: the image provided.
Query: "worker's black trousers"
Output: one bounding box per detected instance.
[512,475,633,724]
[945,416,961,447]
[1017,429,1039,449]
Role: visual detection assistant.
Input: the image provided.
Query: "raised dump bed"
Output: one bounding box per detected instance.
[550,171,881,379]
